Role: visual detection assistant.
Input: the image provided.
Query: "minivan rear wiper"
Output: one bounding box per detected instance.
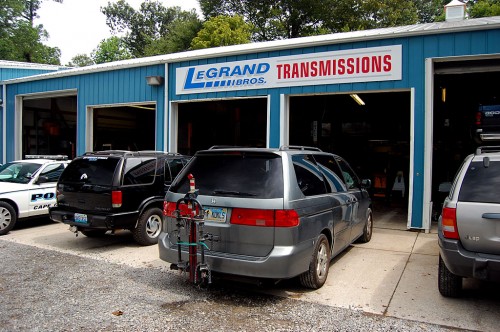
[211,190,256,197]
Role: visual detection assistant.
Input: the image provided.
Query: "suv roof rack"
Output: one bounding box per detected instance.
[475,146,500,155]
[25,154,68,161]
[208,145,246,150]
[279,145,322,152]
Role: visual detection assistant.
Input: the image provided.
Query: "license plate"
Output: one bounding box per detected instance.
[204,207,227,223]
[74,213,88,223]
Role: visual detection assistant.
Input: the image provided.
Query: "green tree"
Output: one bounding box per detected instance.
[199,0,420,41]
[469,0,500,18]
[101,0,202,57]
[413,0,448,23]
[68,54,94,67]
[190,15,252,49]
[92,36,132,64]
[0,0,62,64]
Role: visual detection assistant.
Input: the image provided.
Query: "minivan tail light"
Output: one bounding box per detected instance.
[230,208,299,227]
[441,207,459,239]
[111,190,122,208]
[475,111,482,125]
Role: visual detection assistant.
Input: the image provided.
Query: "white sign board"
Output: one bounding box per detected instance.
[176,45,402,95]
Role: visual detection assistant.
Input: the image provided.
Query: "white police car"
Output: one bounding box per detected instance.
[0,155,69,235]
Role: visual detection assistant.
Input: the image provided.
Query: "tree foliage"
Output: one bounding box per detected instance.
[101,0,202,57]
[190,15,252,49]
[0,0,62,64]
[68,54,94,67]
[469,0,500,18]
[92,36,132,64]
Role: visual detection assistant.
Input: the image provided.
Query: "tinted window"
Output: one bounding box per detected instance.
[39,163,65,183]
[170,152,283,199]
[458,160,500,203]
[123,158,157,185]
[292,155,327,196]
[336,157,360,190]
[60,157,120,186]
[165,158,188,183]
[313,154,347,192]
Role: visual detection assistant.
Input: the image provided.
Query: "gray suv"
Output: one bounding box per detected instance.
[159,146,372,289]
[438,146,500,297]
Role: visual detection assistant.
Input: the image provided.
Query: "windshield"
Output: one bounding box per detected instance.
[0,162,42,184]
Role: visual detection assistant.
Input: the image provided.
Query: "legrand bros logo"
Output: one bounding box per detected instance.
[175,45,402,95]
[183,63,270,90]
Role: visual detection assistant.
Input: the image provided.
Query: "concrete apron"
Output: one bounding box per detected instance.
[2,220,500,332]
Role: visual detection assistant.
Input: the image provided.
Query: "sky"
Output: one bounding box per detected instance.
[36,0,202,65]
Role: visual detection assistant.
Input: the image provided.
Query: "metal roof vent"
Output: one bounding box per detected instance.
[445,0,467,22]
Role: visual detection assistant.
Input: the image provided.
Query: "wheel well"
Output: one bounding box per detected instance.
[322,228,333,248]
[0,198,19,215]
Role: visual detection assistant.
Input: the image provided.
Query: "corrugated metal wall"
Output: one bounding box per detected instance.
[169,29,500,228]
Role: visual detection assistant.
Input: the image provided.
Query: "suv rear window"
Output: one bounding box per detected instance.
[170,152,283,199]
[60,157,120,186]
[458,160,500,204]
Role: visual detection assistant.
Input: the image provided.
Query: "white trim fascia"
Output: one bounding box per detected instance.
[14,96,22,160]
[169,102,178,153]
[423,59,435,233]
[280,94,288,147]
[407,88,416,230]
[18,89,77,100]
[85,107,93,152]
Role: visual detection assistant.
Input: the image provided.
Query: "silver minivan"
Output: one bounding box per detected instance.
[158,146,372,289]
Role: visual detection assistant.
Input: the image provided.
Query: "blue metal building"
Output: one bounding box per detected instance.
[2,15,500,231]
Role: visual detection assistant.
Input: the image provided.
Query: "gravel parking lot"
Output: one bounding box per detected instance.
[1,240,461,332]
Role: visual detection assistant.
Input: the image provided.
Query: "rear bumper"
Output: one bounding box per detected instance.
[438,234,500,281]
[49,207,139,230]
[158,231,314,279]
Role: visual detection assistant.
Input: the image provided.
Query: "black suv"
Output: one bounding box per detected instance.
[50,151,190,245]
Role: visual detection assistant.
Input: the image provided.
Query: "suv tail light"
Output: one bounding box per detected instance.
[441,207,459,239]
[475,111,482,125]
[111,190,122,208]
[230,208,299,227]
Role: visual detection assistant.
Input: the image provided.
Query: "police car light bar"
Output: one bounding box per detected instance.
[25,155,68,161]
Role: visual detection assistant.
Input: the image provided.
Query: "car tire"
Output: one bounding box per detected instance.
[299,234,330,289]
[0,201,17,236]
[438,254,462,297]
[80,229,107,237]
[357,208,373,243]
[132,207,163,246]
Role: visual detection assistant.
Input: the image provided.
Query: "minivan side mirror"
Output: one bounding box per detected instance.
[361,179,371,189]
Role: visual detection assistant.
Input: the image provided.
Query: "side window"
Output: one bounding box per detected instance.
[39,163,65,183]
[292,154,327,196]
[165,158,186,184]
[336,157,360,190]
[313,154,347,192]
[123,157,157,185]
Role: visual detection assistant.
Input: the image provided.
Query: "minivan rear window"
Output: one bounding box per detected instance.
[60,157,120,186]
[170,152,283,199]
[458,160,500,204]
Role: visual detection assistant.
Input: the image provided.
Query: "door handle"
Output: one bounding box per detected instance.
[482,213,500,220]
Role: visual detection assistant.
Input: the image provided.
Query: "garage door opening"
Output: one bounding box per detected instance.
[177,98,267,155]
[289,92,411,220]
[432,60,500,220]
[92,104,156,151]
[22,96,77,159]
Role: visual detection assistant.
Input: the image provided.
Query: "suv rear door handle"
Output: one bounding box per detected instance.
[482,213,500,220]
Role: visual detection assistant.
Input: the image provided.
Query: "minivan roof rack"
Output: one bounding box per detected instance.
[279,145,322,152]
[475,146,500,155]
